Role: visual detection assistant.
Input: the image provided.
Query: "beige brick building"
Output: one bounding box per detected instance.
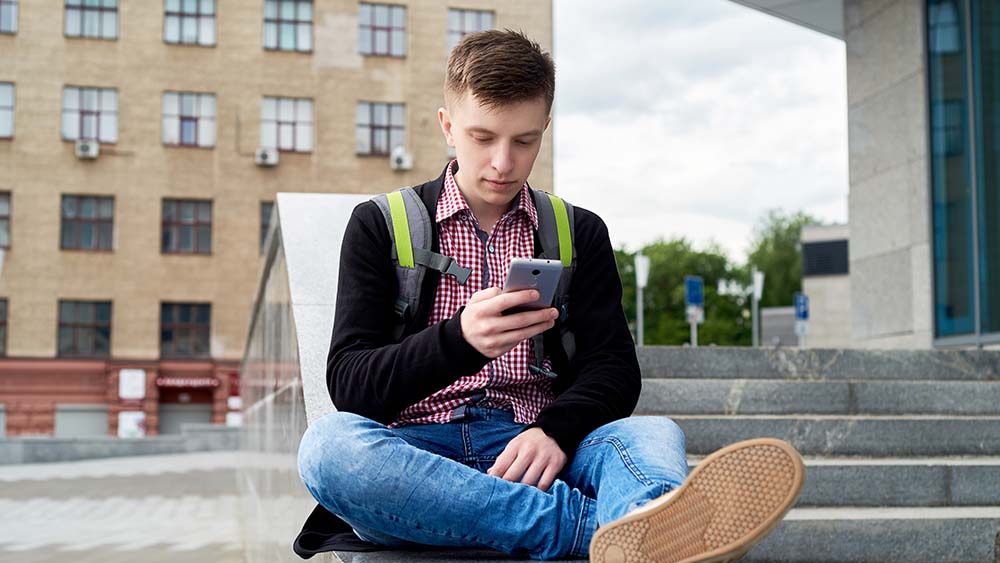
[0,0,553,436]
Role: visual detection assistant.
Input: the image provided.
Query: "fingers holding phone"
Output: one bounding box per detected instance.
[460,287,558,358]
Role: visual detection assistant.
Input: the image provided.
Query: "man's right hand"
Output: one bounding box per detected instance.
[460,287,559,358]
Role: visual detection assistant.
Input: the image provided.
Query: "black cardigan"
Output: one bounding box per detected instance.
[293,164,641,558]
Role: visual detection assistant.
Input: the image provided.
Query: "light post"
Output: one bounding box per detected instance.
[751,268,765,347]
[634,254,650,346]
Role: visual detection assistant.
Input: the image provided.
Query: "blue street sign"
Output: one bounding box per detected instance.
[794,292,810,321]
[685,276,704,307]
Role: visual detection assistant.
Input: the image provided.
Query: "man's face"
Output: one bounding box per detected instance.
[438,93,551,213]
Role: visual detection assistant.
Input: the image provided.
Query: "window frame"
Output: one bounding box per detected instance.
[163,0,217,46]
[57,299,112,358]
[447,8,494,51]
[263,0,313,53]
[60,194,114,252]
[0,82,12,140]
[64,0,119,41]
[358,2,406,57]
[61,86,118,144]
[161,198,213,255]
[355,101,405,156]
[0,192,10,250]
[261,96,314,153]
[0,298,7,357]
[159,302,211,358]
[0,0,16,35]
[162,91,217,148]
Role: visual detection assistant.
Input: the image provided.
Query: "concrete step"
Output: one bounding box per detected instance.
[638,379,1000,415]
[332,508,1000,563]
[748,507,1000,563]
[687,456,1000,507]
[665,414,1000,456]
[636,346,1000,381]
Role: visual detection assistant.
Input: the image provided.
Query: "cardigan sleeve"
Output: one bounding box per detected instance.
[325,200,491,424]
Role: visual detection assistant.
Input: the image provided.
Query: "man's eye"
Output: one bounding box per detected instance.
[516,140,531,146]
[473,137,492,143]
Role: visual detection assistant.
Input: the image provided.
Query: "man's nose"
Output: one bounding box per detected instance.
[491,144,514,176]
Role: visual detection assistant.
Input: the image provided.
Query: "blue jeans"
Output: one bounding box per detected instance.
[297,407,688,560]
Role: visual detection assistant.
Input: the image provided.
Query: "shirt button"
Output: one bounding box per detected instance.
[488,244,495,253]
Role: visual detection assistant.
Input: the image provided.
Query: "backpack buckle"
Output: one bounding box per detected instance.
[528,364,559,380]
[393,298,410,321]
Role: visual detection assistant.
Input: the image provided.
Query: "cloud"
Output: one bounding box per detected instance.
[552,0,848,260]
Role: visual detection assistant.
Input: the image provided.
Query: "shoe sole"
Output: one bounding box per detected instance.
[589,438,805,563]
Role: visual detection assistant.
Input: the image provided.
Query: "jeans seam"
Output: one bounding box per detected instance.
[576,436,654,486]
[461,421,473,459]
[568,494,587,557]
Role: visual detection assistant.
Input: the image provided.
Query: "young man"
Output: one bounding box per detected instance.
[295,30,804,562]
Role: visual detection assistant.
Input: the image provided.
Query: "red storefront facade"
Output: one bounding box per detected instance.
[0,358,240,437]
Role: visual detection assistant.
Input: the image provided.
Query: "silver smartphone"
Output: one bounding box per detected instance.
[501,258,562,314]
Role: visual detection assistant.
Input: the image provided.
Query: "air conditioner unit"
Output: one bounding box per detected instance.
[255,146,279,167]
[75,139,100,160]
[390,146,413,172]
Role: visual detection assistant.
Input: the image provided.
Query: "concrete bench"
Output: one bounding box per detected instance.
[238,193,537,563]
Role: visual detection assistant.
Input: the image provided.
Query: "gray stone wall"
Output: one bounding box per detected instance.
[845,0,934,348]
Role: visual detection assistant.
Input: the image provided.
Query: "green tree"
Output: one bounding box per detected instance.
[616,238,750,346]
[745,209,819,307]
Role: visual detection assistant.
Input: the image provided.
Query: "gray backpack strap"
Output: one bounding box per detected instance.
[371,188,471,340]
[530,188,577,373]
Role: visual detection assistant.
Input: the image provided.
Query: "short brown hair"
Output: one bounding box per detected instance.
[445,29,555,114]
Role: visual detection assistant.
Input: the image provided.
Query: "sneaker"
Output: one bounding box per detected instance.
[589,438,805,563]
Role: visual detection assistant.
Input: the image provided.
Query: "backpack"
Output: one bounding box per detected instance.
[371,186,577,378]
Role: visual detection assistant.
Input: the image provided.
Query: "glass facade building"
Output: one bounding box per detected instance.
[927,0,1000,343]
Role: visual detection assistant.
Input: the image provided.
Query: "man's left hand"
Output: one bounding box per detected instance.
[487,427,567,492]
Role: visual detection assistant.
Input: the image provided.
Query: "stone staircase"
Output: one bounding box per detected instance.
[636,347,1000,563]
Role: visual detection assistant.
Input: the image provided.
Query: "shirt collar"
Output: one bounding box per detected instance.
[437,160,539,230]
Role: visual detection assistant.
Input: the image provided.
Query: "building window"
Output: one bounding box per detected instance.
[61,86,118,143]
[61,195,114,251]
[260,201,273,254]
[162,199,211,254]
[356,101,404,156]
[65,0,118,40]
[929,0,961,54]
[0,192,9,249]
[0,0,16,34]
[162,91,216,147]
[0,299,6,357]
[0,83,11,139]
[358,3,406,57]
[263,0,312,52]
[57,300,112,357]
[261,96,313,152]
[160,302,210,357]
[447,8,493,51]
[931,100,965,157]
[164,0,215,46]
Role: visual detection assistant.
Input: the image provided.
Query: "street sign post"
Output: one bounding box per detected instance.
[635,254,650,347]
[685,275,704,347]
[794,292,809,348]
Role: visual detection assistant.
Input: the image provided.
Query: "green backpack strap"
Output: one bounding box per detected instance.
[530,188,577,374]
[372,188,472,339]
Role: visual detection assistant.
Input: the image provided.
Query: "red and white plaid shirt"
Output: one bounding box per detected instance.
[390,161,555,427]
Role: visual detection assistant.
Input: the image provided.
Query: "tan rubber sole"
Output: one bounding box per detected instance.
[589,438,805,563]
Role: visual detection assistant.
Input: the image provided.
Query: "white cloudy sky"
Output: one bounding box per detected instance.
[550,0,849,261]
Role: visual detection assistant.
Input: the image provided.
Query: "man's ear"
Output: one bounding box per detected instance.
[544,115,552,131]
[438,107,455,147]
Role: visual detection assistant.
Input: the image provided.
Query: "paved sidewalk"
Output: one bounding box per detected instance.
[0,452,245,563]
